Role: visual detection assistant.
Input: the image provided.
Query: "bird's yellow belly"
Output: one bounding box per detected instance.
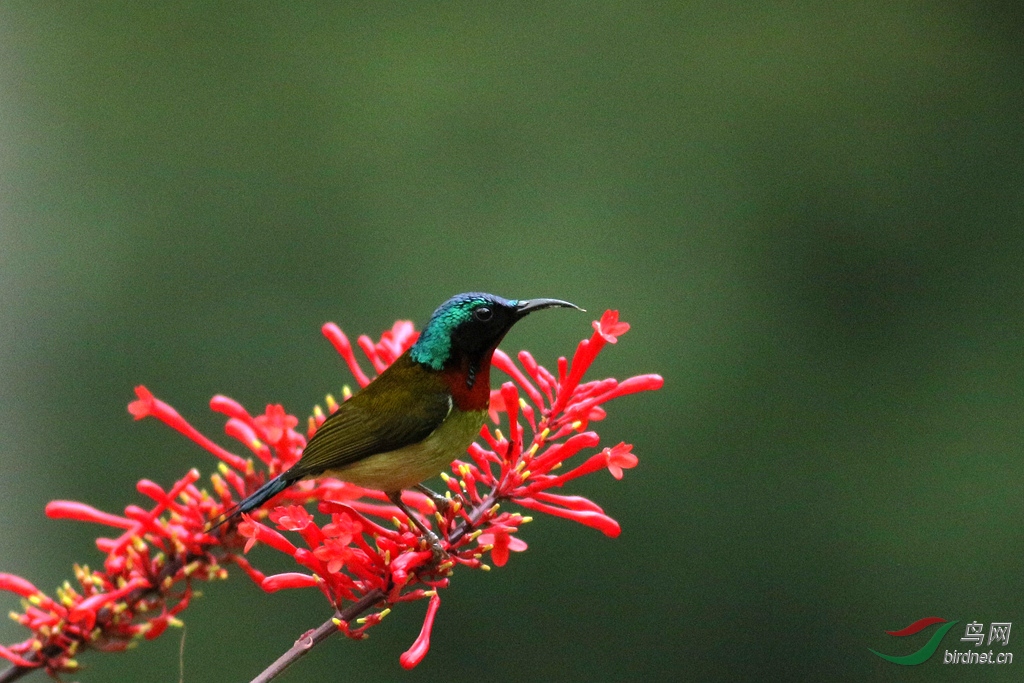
[325,409,486,492]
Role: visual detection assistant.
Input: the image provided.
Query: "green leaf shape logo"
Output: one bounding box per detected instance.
[869,619,959,665]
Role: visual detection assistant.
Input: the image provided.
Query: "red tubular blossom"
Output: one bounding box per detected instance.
[45,501,135,529]
[228,555,267,586]
[238,516,298,556]
[225,418,273,465]
[129,386,249,471]
[529,491,606,513]
[126,384,156,419]
[262,573,320,592]
[321,322,371,387]
[390,551,433,586]
[209,394,254,422]
[500,382,521,456]
[254,404,299,447]
[478,528,527,567]
[269,505,314,531]
[486,388,505,424]
[529,432,601,473]
[69,578,149,631]
[492,349,546,409]
[312,538,357,574]
[358,334,388,374]
[519,349,557,404]
[514,497,622,537]
[592,309,630,343]
[0,308,659,678]
[603,442,638,479]
[0,573,42,599]
[527,444,637,490]
[564,374,665,422]
[142,614,171,641]
[0,645,36,669]
[399,593,441,670]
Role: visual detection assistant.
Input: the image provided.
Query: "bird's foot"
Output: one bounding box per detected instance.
[389,491,449,565]
[414,483,455,516]
[420,528,449,564]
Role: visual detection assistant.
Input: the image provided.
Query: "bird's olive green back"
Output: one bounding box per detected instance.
[287,352,453,479]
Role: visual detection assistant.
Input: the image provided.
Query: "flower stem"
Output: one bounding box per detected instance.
[249,589,385,683]
[0,664,31,683]
[250,487,503,682]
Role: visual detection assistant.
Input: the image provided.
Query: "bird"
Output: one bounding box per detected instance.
[209,292,581,552]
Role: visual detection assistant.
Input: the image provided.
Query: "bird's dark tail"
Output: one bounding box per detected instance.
[207,474,292,531]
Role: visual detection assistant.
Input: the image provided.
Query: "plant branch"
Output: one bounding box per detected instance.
[249,589,385,683]
[0,664,31,683]
[249,484,505,683]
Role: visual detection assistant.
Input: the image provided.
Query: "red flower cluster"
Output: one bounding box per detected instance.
[0,311,661,680]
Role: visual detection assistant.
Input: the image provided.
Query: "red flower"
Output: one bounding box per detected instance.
[0,309,661,678]
[603,442,638,479]
[314,538,358,574]
[269,505,314,531]
[254,404,300,448]
[593,309,631,343]
[477,528,528,567]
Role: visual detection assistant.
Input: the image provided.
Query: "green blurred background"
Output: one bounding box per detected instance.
[2,2,1022,681]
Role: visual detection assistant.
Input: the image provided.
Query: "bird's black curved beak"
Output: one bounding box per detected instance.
[514,298,584,319]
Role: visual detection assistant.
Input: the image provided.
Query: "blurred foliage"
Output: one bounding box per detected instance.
[1,2,1022,681]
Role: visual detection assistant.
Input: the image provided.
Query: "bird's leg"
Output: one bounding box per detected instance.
[414,483,453,515]
[387,491,447,561]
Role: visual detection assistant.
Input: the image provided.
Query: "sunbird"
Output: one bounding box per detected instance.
[211,292,580,549]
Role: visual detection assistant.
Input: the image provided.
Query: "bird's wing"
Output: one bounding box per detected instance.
[287,358,453,479]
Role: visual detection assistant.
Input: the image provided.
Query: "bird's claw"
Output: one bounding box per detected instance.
[422,530,449,564]
[389,490,449,565]
[414,483,454,516]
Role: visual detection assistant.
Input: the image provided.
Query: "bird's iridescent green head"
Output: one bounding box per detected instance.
[410,292,581,370]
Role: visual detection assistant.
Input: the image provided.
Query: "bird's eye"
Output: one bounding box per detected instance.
[474,306,493,321]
